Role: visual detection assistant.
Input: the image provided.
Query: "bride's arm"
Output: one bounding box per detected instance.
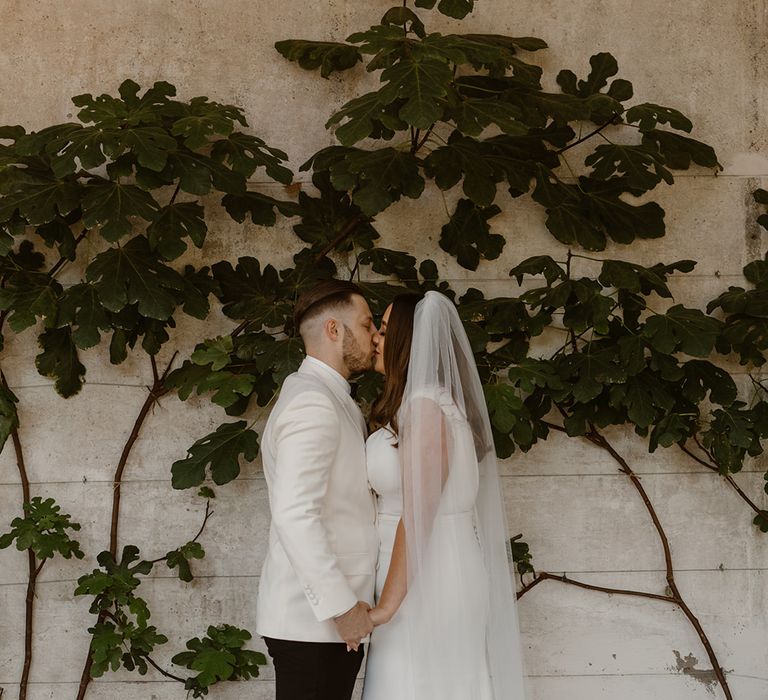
[370,396,449,625]
[369,518,406,625]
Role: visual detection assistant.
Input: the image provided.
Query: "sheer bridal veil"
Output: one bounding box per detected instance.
[398,290,528,699]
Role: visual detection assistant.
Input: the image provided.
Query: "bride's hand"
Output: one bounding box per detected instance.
[368,605,393,626]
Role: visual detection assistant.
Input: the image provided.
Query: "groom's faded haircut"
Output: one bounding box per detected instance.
[293,279,364,339]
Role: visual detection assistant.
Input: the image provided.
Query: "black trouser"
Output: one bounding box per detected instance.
[264,637,364,700]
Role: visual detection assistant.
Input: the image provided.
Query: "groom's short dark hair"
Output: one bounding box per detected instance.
[293,279,364,336]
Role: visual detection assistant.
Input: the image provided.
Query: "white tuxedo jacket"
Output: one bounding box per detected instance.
[256,357,378,642]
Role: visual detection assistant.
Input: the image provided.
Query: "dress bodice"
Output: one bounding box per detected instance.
[365,394,480,520]
[366,427,403,517]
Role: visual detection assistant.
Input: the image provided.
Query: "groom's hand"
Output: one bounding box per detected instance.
[333,601,373,651]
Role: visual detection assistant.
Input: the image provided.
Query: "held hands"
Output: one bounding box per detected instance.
[368,605,393,627]
[334,601,374,652]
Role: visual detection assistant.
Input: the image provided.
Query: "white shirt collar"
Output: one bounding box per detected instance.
[303,355,352,395]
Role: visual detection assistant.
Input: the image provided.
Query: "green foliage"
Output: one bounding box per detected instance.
[440,198,503,270]
[291,171,378,256]
[641,305,722,357]
[0,497,84,560]
[510,534,535,578]
[708,250,768,366]
[85,235,186,320]
[172,625,267,697]
[0,79,292,396]
[147,202,207,260]
[75,540,225,681]
[211,257,293,327]
[35,326,87,397]
[166,540,206,582]
[0,268,61,332]
[75,546,154,620]
[414,0,476,20]
[278,8,716,263]
[0,381,19,451]
[88,619,168,678]
[69,498,232,684]
[171,421,260,488]
[498,255,761,480]
[756,188,768,233]
[274,40,362,78]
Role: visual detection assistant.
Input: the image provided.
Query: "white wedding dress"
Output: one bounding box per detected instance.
[362,408,494,700]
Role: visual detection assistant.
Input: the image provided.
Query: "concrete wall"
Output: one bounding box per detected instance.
[0,1,766,699]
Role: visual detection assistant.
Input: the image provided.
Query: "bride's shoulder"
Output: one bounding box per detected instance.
[408,386,466,420]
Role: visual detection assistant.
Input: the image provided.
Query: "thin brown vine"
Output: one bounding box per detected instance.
[76,351,178,700]
[517,422,733,699]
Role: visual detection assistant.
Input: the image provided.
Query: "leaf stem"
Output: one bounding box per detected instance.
[145,500,213,565]
[679,442,765,516]
[49,228,89,278]
[314,213,366,261]
[567,252,606,263]
[556,112,620,155]
[349,254,361,281]
[230,320,251,338]
[413,124,435,154]
[143,654,187,683]
[190,499,213,544]
[168,183,181,207]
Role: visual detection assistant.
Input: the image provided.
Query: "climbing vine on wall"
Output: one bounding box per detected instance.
[0,2,764,699]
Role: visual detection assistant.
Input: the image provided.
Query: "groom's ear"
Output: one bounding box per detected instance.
[324,316,341,342]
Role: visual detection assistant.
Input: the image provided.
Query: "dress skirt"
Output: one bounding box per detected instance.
[362,511,494,700]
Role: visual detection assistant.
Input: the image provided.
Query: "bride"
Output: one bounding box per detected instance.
[362,291,527,699]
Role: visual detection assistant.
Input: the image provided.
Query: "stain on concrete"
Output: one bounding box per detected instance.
[671,650,719,694]
[745,176,765,261]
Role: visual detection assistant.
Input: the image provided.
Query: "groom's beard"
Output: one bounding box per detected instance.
[342,325,374,375]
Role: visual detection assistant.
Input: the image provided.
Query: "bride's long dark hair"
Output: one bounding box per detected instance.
[368,293,423,437]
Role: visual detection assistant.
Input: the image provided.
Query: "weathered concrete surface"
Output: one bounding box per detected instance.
[0,1,767,699]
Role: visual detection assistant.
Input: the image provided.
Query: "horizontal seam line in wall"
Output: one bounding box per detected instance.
[0,470,763,487]
[249,175,768,184]
[4,382,154,390]
[1,568,766,587]
[1,673,765,685]
[361,274,748,281]
[246,172,745,182]
[525,672,768,680]
[31,273,757,289]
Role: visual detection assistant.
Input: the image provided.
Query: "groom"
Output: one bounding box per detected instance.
[256,279,380,700]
